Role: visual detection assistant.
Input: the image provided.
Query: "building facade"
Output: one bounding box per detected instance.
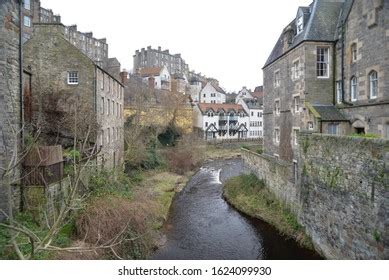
[335,0,389,137]
[133,46,189,77]
[263,0,346,163]
[0,0,22,221]
[236,86,253,103]
[23,23,124,168]
[199,82,226,104]
[193,104,249,140]
[137,66,171,91]
[238,98,264,139]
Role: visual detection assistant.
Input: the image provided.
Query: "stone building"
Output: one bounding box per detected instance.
[0,0,22,220]
[23,23,124,168]
[263,0,347,163]
[133,46,189,77]
[334,0,389,137]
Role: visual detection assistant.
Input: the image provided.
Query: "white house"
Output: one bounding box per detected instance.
[235,86,253,103]
[187,78,202,104]
[138,66,171,91]
[193,103,249,140]
[238,98,263,139]
[199,82,226,104]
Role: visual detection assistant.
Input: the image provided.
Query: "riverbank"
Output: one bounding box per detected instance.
[223,174,316,251]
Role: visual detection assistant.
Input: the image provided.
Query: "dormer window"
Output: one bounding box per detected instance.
[296,15,304,34]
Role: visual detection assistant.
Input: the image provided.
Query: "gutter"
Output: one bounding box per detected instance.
[340,6,353,106]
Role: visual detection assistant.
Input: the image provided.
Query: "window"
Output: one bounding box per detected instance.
[294,96,300,113]
[351,43,357,63]
[100,97,104,114]
[293,128,300,145]
[292,60,300,80]
[67,71,79,84]
[112,100,115,116]
[107,128,110,144]
[328,123,338,135]
[23,16,31,27]
[308,121,314,130]
[275,100,280,115]
[107,99,111,115]
[350,76,358,101]
[274,128,280,144]
[205,122,208,128]
[317,47,329,78]
[369,71,378,99]
[293,161,298,183]
[274,70,280,87]
[24,0,31,10]
[251,112,254,117]
[257,112,260,117]
[101,73,104,90]
[101,130,104,146]
[336,81,342,104]
[296,15,304,34]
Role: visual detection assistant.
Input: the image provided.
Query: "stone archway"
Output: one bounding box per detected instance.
[351,119,367,134]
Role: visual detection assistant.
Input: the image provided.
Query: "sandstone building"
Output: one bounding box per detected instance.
[263,0,388,165]
[133,46,189,77]
[0,0,22,221]
[23,23,124,168]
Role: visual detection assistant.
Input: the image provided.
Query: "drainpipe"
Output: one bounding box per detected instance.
[18,0,25,212]
[340,17,353,106]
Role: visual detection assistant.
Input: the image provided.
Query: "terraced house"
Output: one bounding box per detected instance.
[193,104,249,140]
[263,0,388,164]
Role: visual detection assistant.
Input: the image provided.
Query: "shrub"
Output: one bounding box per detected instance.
[349,133,380,139]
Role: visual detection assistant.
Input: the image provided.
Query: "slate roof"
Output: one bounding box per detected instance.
[264,0,345,68]
[310,104,348,122]
[243,98,262,109]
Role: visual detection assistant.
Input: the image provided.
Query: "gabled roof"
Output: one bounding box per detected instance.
[307,103,348,122]
[138,67,164,77]
[264,0,345,68]
[198,103,245,114]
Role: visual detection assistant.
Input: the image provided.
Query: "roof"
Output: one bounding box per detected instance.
[243,98,263,109]
[198,103,245,114]
[254,86,263,92]
[138,67,163,77]
[308,104,348,121]
[252,91,263,100]
[264,0,345,68]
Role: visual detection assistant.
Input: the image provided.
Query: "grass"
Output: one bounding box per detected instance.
[223,174,314,250]
[0,213,74,260]
[204,146,242,159]
[348,133,381,139]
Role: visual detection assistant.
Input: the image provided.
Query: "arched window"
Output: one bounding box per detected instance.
[369,71,378,99]
[350,76,358,102]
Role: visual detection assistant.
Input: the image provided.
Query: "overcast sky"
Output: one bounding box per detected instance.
[41,0,312,92]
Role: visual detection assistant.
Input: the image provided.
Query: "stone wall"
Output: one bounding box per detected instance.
[242,149,300,212]
[298,133,388,259]
[0,0,21,221]
[242,133,389,259]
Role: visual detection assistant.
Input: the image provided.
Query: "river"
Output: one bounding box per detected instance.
[152,158,321,260]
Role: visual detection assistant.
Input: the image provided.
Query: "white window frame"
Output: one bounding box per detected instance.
[275,99,280,115]
[350,76,358,102]
[296,15,304,34]
[23,16,31,27]
[100,97,105,115]
[293,95,300,114]
[336,81,342,104]
[24,0,31,10]
[328,123,339,135]
[274,128,280,144]
[316,47,329,78]
[67,71,79,85]
[351,43,357,63]
[292,59,300,80]
[308,121,314,131]
[292,127,300,146]
[369,71,378,99]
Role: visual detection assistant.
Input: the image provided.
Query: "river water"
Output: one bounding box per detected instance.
[152,158,321,260]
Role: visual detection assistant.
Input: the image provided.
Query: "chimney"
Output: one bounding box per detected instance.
[147,46,152,50]
[158,46,161,51]
[120,71,129,84]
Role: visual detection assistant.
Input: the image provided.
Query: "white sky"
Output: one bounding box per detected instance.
[40,0,312,92]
